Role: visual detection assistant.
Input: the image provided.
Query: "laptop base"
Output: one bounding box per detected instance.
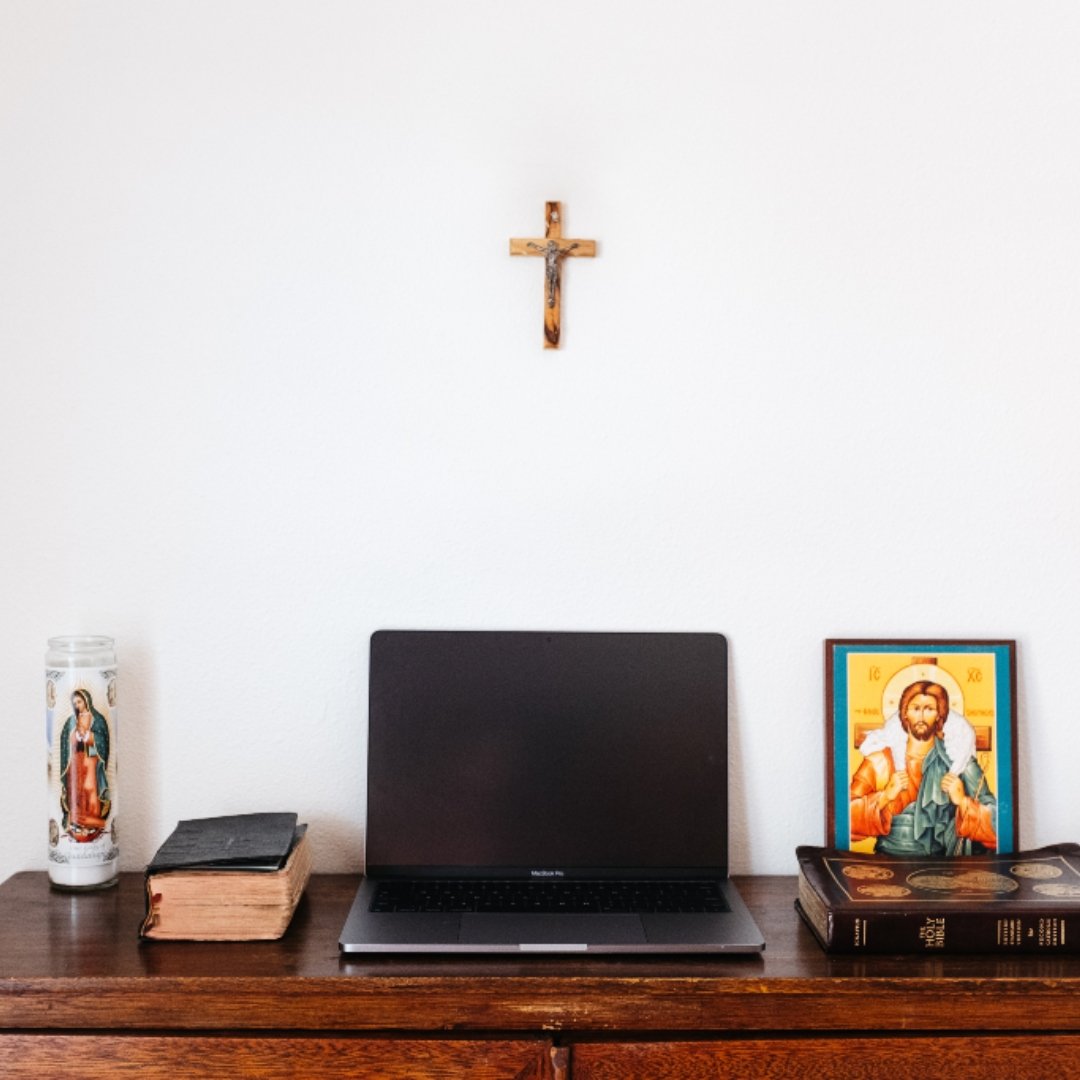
[339,877,765,954]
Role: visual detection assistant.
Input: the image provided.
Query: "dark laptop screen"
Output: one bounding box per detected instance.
[366,631,728,876]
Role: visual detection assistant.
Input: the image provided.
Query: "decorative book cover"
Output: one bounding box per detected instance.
[796,842,1080,954]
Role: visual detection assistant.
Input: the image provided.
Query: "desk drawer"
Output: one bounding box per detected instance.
[572,1034,1080,1079]
[0,1034,557,1079]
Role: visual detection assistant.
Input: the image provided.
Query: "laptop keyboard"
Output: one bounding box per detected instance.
[370,879,729,914]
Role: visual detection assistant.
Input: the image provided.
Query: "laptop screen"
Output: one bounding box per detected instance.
[366,631,729,877]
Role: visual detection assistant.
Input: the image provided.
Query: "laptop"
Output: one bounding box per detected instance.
[339,630,765,954]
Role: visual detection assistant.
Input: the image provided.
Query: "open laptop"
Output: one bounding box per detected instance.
[339,630,765,954]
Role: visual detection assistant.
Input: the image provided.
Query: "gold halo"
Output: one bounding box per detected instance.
[882,661,965,720]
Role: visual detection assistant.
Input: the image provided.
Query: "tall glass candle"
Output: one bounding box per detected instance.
[45,636,119,889]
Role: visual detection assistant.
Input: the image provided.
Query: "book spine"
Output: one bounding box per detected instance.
[827,908,1079,954]
[139,876,160,938]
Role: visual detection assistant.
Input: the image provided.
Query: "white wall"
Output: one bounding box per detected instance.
[3,1,1079,885]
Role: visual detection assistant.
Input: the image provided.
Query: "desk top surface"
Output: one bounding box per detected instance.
[2,872,1079,1033]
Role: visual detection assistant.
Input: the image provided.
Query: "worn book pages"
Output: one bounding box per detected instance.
[141,816,311,940]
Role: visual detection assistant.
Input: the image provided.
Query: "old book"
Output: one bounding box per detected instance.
[140,813,312,940]
[796,842,1080,954]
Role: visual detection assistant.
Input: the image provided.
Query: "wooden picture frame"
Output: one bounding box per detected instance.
[825,639,1018,855]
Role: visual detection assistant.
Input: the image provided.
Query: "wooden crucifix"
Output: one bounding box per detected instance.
[510,202,596,348]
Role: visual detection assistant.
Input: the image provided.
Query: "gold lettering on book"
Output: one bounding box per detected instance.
[854,918,867,947]
[919,917,946,949]
[997,918,1024,947]
[1038,918,1061,948]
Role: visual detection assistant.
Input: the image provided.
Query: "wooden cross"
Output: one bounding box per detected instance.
[510,202,596,348]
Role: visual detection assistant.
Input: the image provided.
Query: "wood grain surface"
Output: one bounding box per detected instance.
[572,1036,1080,1080]
[2,872,1079,1035]
[0,1035,558,1080]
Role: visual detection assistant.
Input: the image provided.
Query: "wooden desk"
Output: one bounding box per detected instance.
[2,872,1079,1078]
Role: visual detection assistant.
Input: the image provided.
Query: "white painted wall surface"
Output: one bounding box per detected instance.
[2,2,1079,885]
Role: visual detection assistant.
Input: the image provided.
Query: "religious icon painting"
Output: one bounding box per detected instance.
[825,640,1018,857]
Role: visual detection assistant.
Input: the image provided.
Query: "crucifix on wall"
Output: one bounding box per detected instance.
[510,202,596,348]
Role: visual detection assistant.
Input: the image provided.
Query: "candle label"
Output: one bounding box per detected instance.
[46,666,118,869]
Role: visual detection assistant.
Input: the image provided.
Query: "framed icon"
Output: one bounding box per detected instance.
[825,640,1018,855]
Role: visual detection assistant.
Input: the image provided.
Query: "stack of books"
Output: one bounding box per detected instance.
[796,842,1080,954]
[139,812,311,941]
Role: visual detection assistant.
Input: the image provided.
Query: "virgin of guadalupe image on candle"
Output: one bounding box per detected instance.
[59,689,112,841]
[826,642,1018,857]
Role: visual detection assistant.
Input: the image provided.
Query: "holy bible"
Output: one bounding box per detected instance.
[140,813,311,940]
[796,843,1080,954]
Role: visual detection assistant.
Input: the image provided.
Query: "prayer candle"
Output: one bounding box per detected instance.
[45,636,119,889]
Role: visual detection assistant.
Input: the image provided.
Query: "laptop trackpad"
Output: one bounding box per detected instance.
[459,914,646,946]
